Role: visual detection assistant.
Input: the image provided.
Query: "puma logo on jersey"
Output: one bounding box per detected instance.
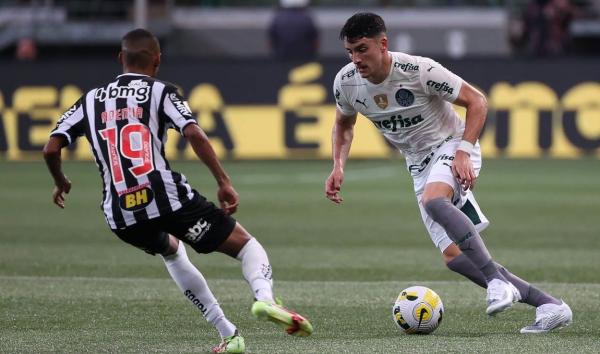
[372,114,424,132]
[185,218,211,243]
[356,98,368,108]
[426,80,454,94]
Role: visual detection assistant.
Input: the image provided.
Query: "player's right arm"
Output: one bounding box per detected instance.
[43,135,72,209]
[43,97,85,208]
[325,109,357,204]
[326,70,358,204]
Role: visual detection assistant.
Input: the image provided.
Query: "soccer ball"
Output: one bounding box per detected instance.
[392,285,444,334]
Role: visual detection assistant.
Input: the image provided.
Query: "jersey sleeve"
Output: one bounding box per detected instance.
[419,58,463,103]
[161,85,197,136]
[333,71,356,116]
[50,96,86,145]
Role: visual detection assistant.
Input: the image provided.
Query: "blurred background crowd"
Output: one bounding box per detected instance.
[3,0,599,62]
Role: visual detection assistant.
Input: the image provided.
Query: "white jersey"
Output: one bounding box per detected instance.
[333,51,465,166]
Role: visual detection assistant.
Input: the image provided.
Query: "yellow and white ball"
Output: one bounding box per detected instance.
[392,285,444,334]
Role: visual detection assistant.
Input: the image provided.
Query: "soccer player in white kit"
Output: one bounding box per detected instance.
[325,12,572,333]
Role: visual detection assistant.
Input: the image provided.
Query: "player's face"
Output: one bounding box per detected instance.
[344,36,388,80]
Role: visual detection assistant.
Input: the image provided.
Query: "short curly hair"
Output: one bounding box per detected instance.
[339,13,386,42]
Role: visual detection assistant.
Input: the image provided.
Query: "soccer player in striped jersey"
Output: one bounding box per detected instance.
[325,13,572,334]
[43,29,312,353]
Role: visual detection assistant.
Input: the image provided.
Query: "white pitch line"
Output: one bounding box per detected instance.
[1,275,598,287]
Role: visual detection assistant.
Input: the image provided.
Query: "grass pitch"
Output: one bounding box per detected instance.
[1,158,599,353]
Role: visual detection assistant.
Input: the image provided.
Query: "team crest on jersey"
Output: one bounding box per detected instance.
[395,89,415,107]
[118,186,154,211]
[374,94,388,109]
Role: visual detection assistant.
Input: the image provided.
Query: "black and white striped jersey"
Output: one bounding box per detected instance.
[51,73,198,229]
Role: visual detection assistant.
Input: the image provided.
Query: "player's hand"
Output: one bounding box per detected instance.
[325,168,344,204]
[52,176,72,209]
[452,150,477,191]
[217,183,239,215]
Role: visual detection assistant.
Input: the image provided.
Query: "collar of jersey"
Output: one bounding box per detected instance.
[364,52,394,88]
[116,73,150,78]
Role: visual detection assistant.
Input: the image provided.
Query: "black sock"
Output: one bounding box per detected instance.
[496,264,561,306]
[446,253,487,288]
[425,197,506,283]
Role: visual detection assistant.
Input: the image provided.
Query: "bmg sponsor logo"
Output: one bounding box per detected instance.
[95,80,150,103]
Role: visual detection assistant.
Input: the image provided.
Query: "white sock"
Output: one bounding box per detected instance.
[236,237,274,302]
[162,241,236,338]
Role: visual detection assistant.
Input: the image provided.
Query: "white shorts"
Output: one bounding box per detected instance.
[408,138,489,252]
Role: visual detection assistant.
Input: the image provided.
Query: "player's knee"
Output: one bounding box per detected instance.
[161,236,180,256]
[442,243,461,264]
[424,197,450,219]
[218,223,252,258]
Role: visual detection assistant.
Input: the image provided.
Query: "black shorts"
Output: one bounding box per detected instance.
[112,191,236,255]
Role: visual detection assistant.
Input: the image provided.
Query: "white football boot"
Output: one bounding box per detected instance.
[520,301,572,334]
[486,278,521,316]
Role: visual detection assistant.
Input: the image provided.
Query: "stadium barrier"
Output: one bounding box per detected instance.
[0,59,598,160]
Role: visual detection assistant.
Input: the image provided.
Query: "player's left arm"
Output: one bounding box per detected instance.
[184,123,239,215]
[452,81,488,190]
[43,135,72,209]
[162,86,239,215]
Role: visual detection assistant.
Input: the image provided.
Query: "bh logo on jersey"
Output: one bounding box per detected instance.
[118,186,154,211]
[185,218,212,243]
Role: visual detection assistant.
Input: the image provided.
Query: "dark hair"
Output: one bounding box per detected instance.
[339,13,386,41]
[121,28,159,68]
[122,28,156,44]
